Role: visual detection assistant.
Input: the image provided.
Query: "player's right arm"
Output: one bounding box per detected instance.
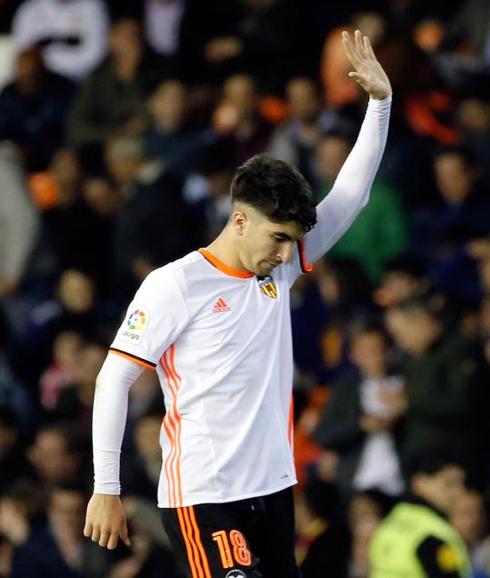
[84,268,189,549]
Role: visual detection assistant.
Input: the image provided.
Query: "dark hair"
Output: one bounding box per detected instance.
[407,452,464,479]
[230,154,317,233]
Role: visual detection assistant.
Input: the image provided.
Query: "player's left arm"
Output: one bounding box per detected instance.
[303,30,392,265]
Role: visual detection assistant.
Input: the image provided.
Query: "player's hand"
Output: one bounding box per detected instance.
[84,494,131,550]
[342,29,392,100]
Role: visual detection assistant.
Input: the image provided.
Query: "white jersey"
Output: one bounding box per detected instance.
[111,248,304,506]
[92,96,392,507]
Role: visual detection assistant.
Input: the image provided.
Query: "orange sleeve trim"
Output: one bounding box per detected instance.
[108,348,156,370]
[198,248,254,279]
[298,240,313,273]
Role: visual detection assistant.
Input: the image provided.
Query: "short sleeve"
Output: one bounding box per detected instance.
[110,268,189,369]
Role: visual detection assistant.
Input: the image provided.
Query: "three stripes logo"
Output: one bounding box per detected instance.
[257,276,278,299]
[213,298,231,313]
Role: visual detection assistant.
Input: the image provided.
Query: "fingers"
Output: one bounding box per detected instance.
[120,523,131,547]
[347,71,371,92]
[354,29,365,58]
[363,34,377,61]
[98,530,111,548]
[83,520,93,539]
[107,532,121,550]
[342,30,363,70]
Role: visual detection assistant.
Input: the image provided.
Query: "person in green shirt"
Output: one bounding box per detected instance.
[314,131,408,283]
[370,455,471,578]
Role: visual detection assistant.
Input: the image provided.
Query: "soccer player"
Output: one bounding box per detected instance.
[84,30,392,578]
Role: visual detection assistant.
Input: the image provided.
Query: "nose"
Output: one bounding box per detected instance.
[277,242,295,263]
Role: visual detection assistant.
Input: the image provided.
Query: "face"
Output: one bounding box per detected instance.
[434,153,473,205]
[28,431,78,483]
[150,80,186,128]
[351,332,387,377]
[57,270,95,313]
[223,75,257,120]
[385,308,434,355]
[450,490,486,546]
[315,136,351,183]
[287,78,320,123]
[413,466,465,514]
[49,490,85,535]
[135,416,162,461]
[234,205,303,276]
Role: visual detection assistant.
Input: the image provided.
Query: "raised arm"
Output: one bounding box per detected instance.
[304,30,392,264]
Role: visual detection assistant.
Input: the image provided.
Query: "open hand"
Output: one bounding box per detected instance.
[342,30,392,100]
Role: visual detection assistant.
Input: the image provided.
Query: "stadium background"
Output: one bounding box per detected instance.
[0,0,489,576]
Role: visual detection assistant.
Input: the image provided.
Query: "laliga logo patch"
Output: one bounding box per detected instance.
[225,571,246,578]
[257,275,277,298]
[119,306,149,344]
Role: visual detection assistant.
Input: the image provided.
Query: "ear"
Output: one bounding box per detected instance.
[231,209,248,236]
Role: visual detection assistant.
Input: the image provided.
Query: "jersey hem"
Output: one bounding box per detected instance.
[156,478,298,508]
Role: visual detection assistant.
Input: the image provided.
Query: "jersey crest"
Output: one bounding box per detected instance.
[257,276,277,299]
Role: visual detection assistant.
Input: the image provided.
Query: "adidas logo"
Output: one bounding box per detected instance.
[212,298,231,313]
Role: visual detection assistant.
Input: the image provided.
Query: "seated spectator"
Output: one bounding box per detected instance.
[183,139,235,240]
[53,341,106,437]
[107,134,205,289]
[373,254,430,308]
[212,73,272,165]
[295,479,350,578]
[31,149,114,281]
[26,422,87,486]
[39,331,83,412]
[179,0,307,91]
[385,296,490,484]
[0,47,74,171]
[347,488,394,578]
[370,455,470,578]
[12,0,108,81]
[314,131,408,284]
[0,407,33,494]
[268,76,333,185]
[0,143,39,298]
[143,79,211,177]
[451,489,490,578]
[313,324,405,497]
[67,17,172,163]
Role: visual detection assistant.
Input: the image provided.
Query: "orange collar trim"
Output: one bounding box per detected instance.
[198,248,254,279]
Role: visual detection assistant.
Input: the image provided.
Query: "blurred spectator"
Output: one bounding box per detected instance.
[12,0,108,81]
[179,0,308,91]
[0,143,39,297]
[348,488,394,578]
[373,254,430,309]
[183,139,235,240]
[39,331,83,411]
[31,149,114,281]
[314,324,404,496]
[451,489,490,578]
[143,79,211,176]
[107,134,205,288]
[314,131,408,283]
[144,0,184,61]
[385,297,490,483]
[295,479,350,578]
[0,407,33,494]
[212,73,272,165]
[15,268,109,383]
[411,146,489,297]
[0,47,74,171]
[67,17,171,164]
[27,422,86,486]
[268,76,333,185]
[370,456,470,578]
[121,411,162,502]
[53,340,106,436]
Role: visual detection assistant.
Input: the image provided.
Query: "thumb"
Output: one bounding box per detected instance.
[120,522,131,547]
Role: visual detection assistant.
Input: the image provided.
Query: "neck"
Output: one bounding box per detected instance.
[205,226,248,272]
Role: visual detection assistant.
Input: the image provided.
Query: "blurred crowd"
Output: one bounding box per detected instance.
[0,0,489,577]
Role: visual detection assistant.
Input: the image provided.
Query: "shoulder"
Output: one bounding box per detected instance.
[416,536,465,578]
